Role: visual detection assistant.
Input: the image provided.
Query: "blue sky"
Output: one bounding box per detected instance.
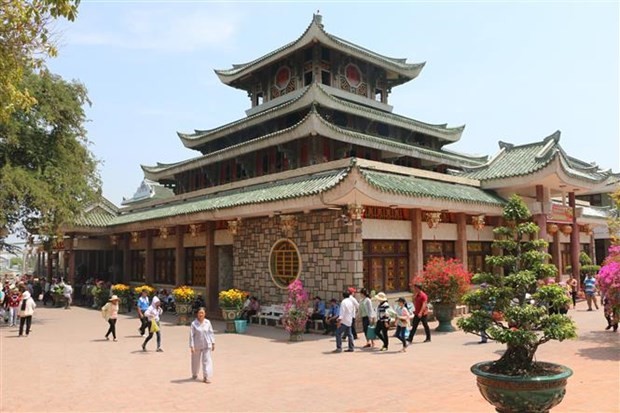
[47,1,619,206]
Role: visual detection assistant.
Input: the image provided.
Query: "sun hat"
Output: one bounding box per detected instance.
[374,292,388,301]
[108,295,120,302]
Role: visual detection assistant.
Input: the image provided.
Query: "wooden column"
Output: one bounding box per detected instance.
[589,231,596,265]
[408,209,423,285]
[47,251,53,281]
[122,234,131,283]
[568,192,580,281]
[175,225,185,286]
[67,236,76,284]
[204,222,219,313]
[551,230,562,275]
[145,230,154,284]
[455,213,468,268]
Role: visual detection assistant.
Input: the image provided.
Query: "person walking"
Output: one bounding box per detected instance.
[189,307,216,383]
[584,274,599,311]
[18,291,36,337]
[359,288,375,348]
[7,289,21,327]
[333,290,355,353]
[62,282,73,309]
[136,290,150,336]
[346,287,359,340]
[142,296,163,352]
[568,278,578,309]
[407,284,431,344]
[101,295,120,341]
[374,292,391,351]
[395,297,410,352]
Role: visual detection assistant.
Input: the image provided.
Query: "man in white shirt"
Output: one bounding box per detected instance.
[334,291,355,353]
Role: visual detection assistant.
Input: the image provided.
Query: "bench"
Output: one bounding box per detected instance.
[257,305,285,326]
[307,318,325,332]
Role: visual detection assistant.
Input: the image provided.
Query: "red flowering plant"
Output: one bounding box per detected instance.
[281,279,310,334]
[598,245,620,317]
[415,257,472,305]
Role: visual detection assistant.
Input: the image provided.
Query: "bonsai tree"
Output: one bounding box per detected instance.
[457,195,577,375]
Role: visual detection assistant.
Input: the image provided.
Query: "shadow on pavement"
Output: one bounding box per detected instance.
[577,346,620,361]
[171,378,197,384]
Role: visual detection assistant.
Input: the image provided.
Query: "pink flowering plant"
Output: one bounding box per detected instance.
[598,245,620,309]
[282,279,310,334]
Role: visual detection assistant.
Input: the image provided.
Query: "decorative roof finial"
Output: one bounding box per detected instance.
[313,12,323,28]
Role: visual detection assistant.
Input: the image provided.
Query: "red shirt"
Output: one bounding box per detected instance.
[413,291,428,315]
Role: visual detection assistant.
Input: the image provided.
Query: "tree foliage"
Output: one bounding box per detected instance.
[0,0,80,122]
[0,68,100,242]
[457,195,577,376]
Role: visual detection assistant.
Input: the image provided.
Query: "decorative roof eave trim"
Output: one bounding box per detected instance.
[478,157,616,190]
[214,16,424,86]
[534,130,561,160]
[460,146,508,172]
[177,83,463,150]
[145,111,482,181]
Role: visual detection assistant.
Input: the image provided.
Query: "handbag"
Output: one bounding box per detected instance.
[366,325,377,340]
[149,320,160,333]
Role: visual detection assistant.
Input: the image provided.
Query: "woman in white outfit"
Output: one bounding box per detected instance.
[189,307,215,383]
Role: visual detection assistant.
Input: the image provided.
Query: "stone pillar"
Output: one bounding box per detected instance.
[204,222,219,313]
[455,213,468,269]
[408,209,423,285]
[175,225,185,286]
[145,230,154,284]
[122,234,131,283]
[551,230,562,275]
[67,236,76,284]
[47,251,53,281]
[568,192,580,282]
[589,231,596,265]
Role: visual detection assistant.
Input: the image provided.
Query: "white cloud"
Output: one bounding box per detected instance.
[69,9,240,52]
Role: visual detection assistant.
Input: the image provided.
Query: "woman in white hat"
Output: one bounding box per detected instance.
[374,292,391,351]
[101,295,120,341]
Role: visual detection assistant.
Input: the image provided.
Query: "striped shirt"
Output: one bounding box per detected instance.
[584,277,596,295]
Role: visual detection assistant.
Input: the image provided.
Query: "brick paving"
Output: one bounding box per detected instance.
[1,300,618,412]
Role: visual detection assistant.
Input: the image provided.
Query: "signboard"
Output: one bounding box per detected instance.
[548,204,573,224]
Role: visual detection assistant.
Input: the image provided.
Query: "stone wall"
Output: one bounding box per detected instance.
[232,210,363,304]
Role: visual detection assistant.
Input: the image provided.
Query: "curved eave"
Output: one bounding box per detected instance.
[147,111,482,182]
[179,83,463,150]
[214,17,424,87]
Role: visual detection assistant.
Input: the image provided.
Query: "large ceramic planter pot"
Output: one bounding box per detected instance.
[221,308,240,333]
[52,293,65,308]
[289,331,304,342]
[432,302,456,332]
[471,361,573,413]
[176,302,193,325]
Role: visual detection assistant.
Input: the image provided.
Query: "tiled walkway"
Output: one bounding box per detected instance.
[1,301,618,412]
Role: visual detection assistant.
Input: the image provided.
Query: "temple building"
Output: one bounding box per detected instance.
[45,15,617,312]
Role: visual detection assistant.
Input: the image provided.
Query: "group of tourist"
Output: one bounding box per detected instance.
[1,276,38,336]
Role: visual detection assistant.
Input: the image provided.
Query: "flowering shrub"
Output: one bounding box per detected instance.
[598,245,620,306]
[414,257,472,304]
[218,288,246,309]
[172,285,197,304]
[111,283,131,297]
[282,279,310,334]
[134,285,156,297]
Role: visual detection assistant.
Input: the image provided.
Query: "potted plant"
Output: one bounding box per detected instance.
[133,284,156,298]
[281,280,310,341]
[414,257,472,331]
[111,283,131,313]
[597,245,620,331]
[457,195,577,413]
[172,285,196,325]
[218,288,246,333]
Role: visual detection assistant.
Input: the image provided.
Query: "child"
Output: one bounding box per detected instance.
[189,307,216,383]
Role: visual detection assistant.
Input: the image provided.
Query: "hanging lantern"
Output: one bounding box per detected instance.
[347,204,364,221]
[159,227,169,239]
[131,231,140,243]
[547,223,559,234]
[279,215,297,237]
[426,212,442,229]
[189,224,199,237]
[471,215,486,231]
[227,218,241,236]
[561,225,573,235]
[110,235,118,246]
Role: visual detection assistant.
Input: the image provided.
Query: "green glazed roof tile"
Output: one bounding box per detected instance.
[360,168,505,206]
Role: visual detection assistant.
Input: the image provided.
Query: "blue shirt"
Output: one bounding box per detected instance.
[584,277,596,295]
[314,300,326,316]
[328,303,340,317]
[138,296,150,311]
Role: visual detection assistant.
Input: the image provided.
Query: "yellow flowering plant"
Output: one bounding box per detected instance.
[134,285,156,297]
[218,288,247,309]
[172,285,196,304]
[111,283,131,298]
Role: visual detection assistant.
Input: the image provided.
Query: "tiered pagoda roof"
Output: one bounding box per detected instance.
[215,14,424,89]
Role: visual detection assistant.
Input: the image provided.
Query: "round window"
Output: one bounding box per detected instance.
[275,66,291,90]
[269,239,301,288]
[345,63,361,87]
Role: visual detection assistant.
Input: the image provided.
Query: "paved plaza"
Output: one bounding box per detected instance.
[1,301,618,413]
